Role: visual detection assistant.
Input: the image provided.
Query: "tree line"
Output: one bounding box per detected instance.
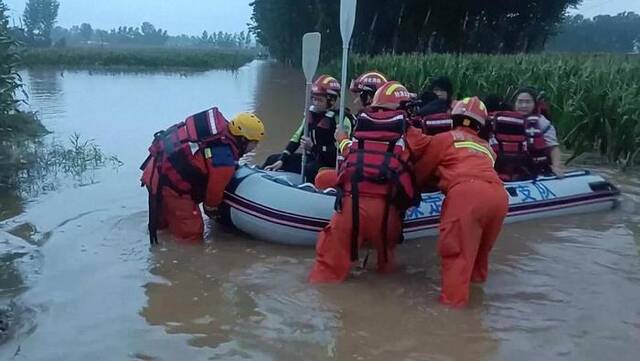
[546,12,640,53]
[6,0,253,49]
[250,0,581,64]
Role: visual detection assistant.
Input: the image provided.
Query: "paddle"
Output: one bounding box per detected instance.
[337,0,357,132]
[300,32,322,184]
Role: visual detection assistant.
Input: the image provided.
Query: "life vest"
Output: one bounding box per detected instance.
[412,112,453,135]
[336,110,417,262]
[308,110,354,167]
[139,107,240,244]
[489,111,550,181]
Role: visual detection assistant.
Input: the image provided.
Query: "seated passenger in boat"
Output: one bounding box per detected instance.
[412,76,455,136]
[489,87,564,181]
[263,75,353,183]
[349,71,388,114]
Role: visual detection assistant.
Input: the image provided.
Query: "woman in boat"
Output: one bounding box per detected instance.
[512,87,563,177]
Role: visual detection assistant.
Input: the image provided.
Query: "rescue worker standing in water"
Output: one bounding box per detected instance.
[309,81,420,283]
[409,97,508,307]
[140,108,265,244]
[264,75,353,182]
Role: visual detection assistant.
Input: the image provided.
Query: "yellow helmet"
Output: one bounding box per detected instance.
[228,112,265,142]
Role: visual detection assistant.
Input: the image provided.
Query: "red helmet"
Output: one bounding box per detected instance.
[370,81,412,110]
[312,75,341,97]
[451,97,488,126]
[349,71,388,93]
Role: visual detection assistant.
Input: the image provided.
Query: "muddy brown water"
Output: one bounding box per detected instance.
[0,61,639,360]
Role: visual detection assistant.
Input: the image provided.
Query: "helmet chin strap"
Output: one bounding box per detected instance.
[309,105,324,114]
[328,96,339,110]
[235,136,249,154]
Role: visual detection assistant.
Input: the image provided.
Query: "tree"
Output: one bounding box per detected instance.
[79,23,93,42]
[140,21,168,45]
[95,29,108,45]
[22,0,60,46]
[250,0,580,63]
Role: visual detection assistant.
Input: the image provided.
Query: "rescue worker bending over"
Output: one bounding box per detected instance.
[263,75,353,183]
[409,97,509,307]
[309,81,420,283]
[140,109,265,244]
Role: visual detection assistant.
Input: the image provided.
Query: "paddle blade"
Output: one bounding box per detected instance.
[340,0,357,45]
[302,32,321,82]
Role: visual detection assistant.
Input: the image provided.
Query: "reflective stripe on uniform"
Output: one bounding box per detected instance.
[208,109,218,134]
[454,141,495,165]
[339,139,352,153]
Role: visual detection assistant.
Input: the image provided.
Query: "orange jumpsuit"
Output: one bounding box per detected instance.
[309,139,412,283]
[407,126,509,307]
[314,168,339,190]
[160,145,236,242]
[309,196,402,282]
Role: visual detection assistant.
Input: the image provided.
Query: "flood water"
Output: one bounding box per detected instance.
[0,61,639,360]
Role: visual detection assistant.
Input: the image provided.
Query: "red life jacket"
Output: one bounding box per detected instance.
[412,112,453,135]
[489,111,550,181]
[337,110,417,261]
[525,114,553,171]
[139,107,240,244]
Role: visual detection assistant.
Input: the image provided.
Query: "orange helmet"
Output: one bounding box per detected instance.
[370,81,412,110]
[349,71,388,93]
[312,75,341,98]
[451,97,488,126]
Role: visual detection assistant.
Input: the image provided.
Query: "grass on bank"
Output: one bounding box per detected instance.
[20,47,256,70]
[0,112,48,140]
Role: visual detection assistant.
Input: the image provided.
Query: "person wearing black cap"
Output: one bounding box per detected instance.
[417,76,454,116]
[429,76,454,105]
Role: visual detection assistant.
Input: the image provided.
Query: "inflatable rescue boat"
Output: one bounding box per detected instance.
[221,165,619,246]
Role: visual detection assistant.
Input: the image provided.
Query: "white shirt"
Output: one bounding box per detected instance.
[538,115,559,147]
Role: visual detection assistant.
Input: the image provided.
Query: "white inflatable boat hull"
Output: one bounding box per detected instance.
[222,166,619,246]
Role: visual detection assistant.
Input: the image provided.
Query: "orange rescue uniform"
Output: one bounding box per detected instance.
[309,113,415,283]
[407,126,509,307]
[159,146,237,242]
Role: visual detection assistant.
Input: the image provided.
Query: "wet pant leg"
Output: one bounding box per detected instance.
[161,187,204,242]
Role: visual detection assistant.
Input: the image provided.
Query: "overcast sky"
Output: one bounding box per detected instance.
[3,0,640,35]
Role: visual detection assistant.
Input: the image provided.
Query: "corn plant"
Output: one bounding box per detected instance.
[326,53,640,167]
[0,1,24,115]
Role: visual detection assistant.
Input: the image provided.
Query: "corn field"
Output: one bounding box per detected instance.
[327,53,640,168]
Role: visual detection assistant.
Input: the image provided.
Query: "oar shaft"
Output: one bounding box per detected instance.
[300,82,313,183]
[338,45,349,130]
